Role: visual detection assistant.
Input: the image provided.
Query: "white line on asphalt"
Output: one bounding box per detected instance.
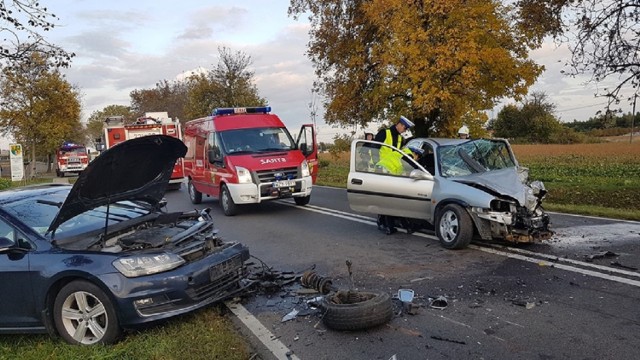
[225,301,300,360]
[481,243,640,279]
[282,201,640,288]
[471,245,640,287]
[547,211,640,224]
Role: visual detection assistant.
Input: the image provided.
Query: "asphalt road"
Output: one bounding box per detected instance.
[165,185,640,360]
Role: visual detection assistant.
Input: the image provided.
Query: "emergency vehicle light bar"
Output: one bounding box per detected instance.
[213,106,271,116]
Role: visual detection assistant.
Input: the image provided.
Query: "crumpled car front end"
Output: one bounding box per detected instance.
[467,177,553,244]
[440,139,553,244]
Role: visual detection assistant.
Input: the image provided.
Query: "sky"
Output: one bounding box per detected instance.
[1,1,630,149]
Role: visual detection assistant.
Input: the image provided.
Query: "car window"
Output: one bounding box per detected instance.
[0,217,15,244]
[355,142,420,177]
[355,142,380,173]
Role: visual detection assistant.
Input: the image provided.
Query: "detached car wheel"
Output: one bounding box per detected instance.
[188,179,202,204]
[320,291,393,331]
[436,204,473,249]
[221,184,238,216]
[294,195,310,206]
[53,280,121,345]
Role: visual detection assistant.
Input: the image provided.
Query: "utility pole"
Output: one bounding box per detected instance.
[632,93,637,144]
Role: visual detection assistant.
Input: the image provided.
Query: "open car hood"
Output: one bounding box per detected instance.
[450,167,527,205]
[47,135,187,234]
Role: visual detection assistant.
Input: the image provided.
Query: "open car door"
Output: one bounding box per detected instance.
[346,140,435,220]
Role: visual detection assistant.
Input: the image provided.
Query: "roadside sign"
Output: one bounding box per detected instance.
[9,143,24,181]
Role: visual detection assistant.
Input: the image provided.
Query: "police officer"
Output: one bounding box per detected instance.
[373,116,415,235]
[374,115,414,149]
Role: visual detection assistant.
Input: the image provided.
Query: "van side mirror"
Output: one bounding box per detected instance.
[299,143,308,154]
[208,149,221,163]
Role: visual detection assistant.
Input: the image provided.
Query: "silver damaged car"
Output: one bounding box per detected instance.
[347,138,553,249]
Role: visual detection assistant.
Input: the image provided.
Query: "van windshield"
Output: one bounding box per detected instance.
[221,127,295,154]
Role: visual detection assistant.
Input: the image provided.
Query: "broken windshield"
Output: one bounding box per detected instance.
[437,139,516,178]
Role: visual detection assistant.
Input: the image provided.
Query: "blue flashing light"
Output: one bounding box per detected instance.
[213,106,271,116]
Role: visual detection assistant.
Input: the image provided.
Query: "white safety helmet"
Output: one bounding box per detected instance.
[458,125,469,136]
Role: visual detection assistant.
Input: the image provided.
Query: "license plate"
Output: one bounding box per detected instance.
[273,180,295,188]
[209,256,241,282]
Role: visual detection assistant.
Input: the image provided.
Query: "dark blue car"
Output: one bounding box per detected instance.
[0,135,250,345]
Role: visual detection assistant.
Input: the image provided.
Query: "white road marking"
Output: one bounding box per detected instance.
[225,301,300,360]
[280,200,640,288]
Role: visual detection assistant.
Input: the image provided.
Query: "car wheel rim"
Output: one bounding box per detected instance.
[61,291,108,345]
[222,189,229,211]
[440,210,459,242]
[188,182,195,201]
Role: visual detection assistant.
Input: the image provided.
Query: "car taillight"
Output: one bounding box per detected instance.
[81,158,88,164]
[59,159,67,165]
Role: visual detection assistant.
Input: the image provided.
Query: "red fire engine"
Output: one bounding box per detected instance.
[55,141,89,177]
[183,106,318,216]
[101,112,185,189]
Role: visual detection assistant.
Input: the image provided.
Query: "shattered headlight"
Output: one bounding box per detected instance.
[113,252,185,277]
[529,180,547,198]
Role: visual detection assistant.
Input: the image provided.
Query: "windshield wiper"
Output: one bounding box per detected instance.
[37,199,63,208]
[229,150,255,155]
[257,147,288,152]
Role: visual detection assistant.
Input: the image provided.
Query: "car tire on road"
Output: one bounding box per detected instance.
[294,195,310,206]
[221,184,238,216]
[436,204,473,249]
[320,291,393,331]
[53,280,121,345]
[188,178,202,204]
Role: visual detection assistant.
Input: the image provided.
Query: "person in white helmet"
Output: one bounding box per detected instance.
[458,125,470,139]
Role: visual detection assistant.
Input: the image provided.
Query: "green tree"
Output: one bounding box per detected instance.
[0,2,74,67]
[183,47,266,119]
[85,105,132,147]
[289,0,543,137]
[0,51,81,175]
[130,80,189,123]
[492,92,564,143]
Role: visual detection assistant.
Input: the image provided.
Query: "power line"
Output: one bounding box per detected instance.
[556,102,609,113]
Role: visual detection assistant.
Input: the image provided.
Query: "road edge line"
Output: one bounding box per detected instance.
[225,301,300,360]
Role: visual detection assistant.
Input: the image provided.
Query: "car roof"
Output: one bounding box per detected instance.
[408,137,471,147]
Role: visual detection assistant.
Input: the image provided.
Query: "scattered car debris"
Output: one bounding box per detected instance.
[430,335,466,345]
[282,309,299,323]
[584,251,618,262]
[429,296,448,310]
[300,270,337,294]
[511,299,536,309]
[318,261,394,331]
[610,261,638,271]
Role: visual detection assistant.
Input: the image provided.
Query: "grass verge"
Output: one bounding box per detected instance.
[0,306,251,360]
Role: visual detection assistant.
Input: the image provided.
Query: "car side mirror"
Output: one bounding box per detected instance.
[0,237,16,253]
[409,169,434,181]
